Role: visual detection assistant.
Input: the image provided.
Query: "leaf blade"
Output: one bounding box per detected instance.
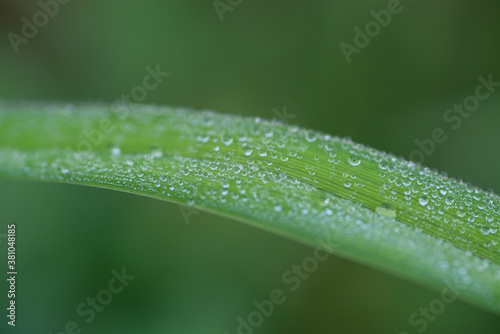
[1,101,499,313]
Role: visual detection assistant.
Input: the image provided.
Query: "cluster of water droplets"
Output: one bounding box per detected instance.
[1,104,499,275]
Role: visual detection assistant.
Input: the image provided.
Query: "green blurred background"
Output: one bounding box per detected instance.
[1,0,500,333]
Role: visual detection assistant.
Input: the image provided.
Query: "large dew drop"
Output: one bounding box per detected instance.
[419,196,429,206]
[348,155,361,166]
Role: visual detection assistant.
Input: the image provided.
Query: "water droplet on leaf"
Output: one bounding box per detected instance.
[349,155,361,166]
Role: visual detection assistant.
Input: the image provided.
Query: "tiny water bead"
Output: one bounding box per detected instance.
[111,147,121,156]
[149,147,163,158]
[379,162,388,170]
[348,155,361,166]
[375,203,397,218]
[305,131,317,142]
[221,134,233,146]
[197,134,210,143]
[325,143,335,151]
[419,196,429,206]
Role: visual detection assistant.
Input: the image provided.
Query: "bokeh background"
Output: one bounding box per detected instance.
[1,0,500,333]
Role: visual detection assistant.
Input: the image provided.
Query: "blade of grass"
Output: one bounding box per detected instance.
[1,101,499,313]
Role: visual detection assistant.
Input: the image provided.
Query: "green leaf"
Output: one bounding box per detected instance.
[1,101,499,313]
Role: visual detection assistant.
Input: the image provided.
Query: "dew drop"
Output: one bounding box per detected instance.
[264,130,273,138]
[348,155,361,167]
[149,147,163,158]
[325,143,334,151]
[305,131,317,142]
[221,135,233,146]
[197,135,210,143]
[419,196,429,206]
